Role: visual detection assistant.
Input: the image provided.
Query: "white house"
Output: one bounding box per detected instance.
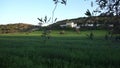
[109,24,114,27]
[60,22,77,28]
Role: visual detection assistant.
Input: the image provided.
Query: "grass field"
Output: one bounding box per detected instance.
[0,30,120,68]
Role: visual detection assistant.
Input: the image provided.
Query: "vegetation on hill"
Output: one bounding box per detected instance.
[0,23,35,34]
[49,16,120,32]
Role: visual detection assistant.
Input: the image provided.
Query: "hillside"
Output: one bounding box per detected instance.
[49,16,120,30]
[0,23,34,34]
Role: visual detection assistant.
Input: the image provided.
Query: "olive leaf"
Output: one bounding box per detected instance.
[44,16,47,23]
[37,18,43,22]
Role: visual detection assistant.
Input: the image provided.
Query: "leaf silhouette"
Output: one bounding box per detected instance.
[37,18,43,22]
[48,17,51,23]
[85,9,92,17]
[54,18,57,22]
[44,16,47,23]
[91,1,93,7]
[61,0,67,5]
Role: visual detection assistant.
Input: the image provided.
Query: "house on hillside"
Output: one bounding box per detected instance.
[60,21,78,28]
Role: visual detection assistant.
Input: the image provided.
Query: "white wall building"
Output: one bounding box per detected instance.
[60,22,77,28]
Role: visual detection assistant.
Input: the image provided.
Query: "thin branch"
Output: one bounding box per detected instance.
[52,3,58,24]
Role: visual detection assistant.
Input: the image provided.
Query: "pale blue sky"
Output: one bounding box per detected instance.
[0,0,97,25]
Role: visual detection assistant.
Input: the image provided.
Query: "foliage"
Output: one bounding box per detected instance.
[53,0,67,5]
[86,32,94,40]
[37,16,51,43]
[94,0,120,34]
[37,0,67,43]
[85,9,92,17]
[59,30,65,34]
[96,0,120,16]
[105,33,109,40]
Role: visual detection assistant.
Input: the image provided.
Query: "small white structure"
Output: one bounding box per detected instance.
[60,22,77,28]
[75,26,80,29]
[66,22,77,28]
[96,24,100,27]
[60,24,66,27]
[88,24,94,27]
[109,24,114,27]
[85,23,94,27]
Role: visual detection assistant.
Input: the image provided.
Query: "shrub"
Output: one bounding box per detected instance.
[59,30,65,34]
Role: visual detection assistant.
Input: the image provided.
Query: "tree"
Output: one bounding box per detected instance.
[53,0,120,16]
[96,0,120,16]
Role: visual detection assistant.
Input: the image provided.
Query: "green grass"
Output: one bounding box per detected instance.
[0,30,120,68]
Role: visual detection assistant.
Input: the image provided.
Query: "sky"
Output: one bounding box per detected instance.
[0,0,97,25]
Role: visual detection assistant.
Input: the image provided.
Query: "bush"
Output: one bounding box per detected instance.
[59,30,65,34]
